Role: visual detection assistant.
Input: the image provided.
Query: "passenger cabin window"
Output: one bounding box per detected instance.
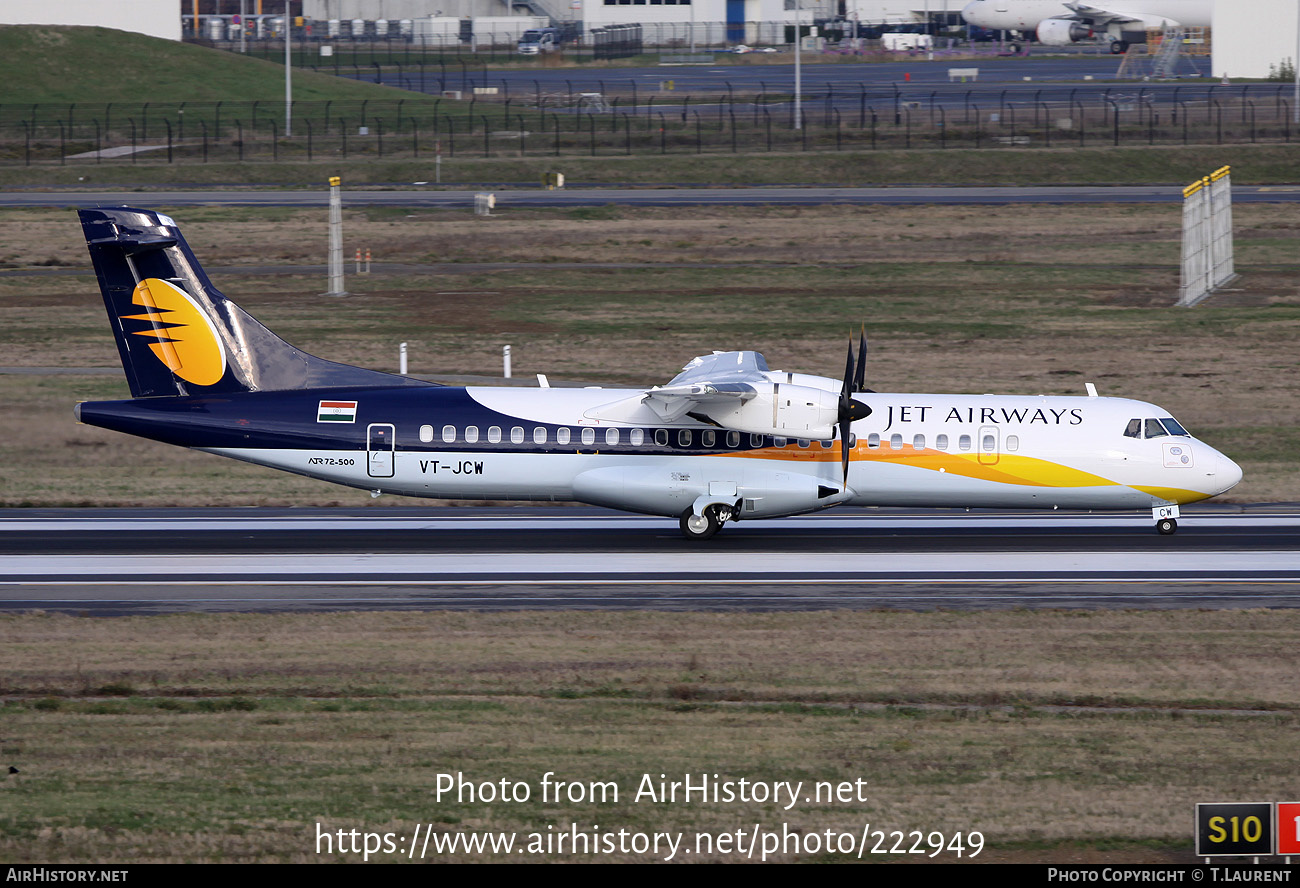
[655,429,669,447]
[442,425,456,443]
[1006,435,1020,451]
[820,439,833,449]
[511,427,525,444]
[605,428,619,446]
[631,428,645,446]
[750,434,764,448]
[867,433,880,449]
[959,435,972,451]
[465,426,479,443]
[797,439,810,449]
[774,437,787,448]
[534,427,547,445]
[913,434,925,450]
[582,428,596,446]
[419,424,434,443]
[1144,419,1168,439]
[890,434,903,451]
[557,427,571,445]
[701,430,716,448]
[487,426,502,444]
[727,431,740,448]
[678,430,693,447]
[982,434,996,452]
[936,434,949,451]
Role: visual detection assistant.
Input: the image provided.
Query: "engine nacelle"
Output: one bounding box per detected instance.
[1036,18,1092,45]
[702,383,842,440]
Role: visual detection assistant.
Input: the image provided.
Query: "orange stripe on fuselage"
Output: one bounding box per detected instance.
[720,444,1118,489]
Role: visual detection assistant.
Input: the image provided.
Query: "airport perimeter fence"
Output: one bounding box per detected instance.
[2,83,1296,167]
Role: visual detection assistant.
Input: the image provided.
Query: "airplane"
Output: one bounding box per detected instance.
[74,206,1241,540]
[960,0,1212,54]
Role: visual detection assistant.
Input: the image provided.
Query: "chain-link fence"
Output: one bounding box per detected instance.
[3,83,1294,166]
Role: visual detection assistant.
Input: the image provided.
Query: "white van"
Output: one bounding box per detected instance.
[881,32,933,51]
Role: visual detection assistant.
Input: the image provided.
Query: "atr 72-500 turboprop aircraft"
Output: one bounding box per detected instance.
[75,207,1241,539]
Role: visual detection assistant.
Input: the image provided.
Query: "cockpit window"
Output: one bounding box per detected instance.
[1144,419,1169,439]
[1125,417,1191,439]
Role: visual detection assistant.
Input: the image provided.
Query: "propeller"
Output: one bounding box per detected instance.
[838,334,872,484]
[853,328,868,393]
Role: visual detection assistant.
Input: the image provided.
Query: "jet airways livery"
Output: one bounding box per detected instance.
[75,207,1240,539]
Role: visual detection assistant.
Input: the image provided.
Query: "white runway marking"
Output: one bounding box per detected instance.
[5,550,1299,583]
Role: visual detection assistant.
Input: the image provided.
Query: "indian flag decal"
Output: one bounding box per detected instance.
[317,400,358,423]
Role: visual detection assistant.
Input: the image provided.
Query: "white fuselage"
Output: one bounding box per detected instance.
[205,386,1240,520]
[961,0,1212,32]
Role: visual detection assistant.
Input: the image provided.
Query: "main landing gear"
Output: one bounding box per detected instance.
[679,504,735,541]
[1157,517,1177,536]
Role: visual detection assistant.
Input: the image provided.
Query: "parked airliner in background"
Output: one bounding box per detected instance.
[75,207,1240,539]
[961,0,1212,53]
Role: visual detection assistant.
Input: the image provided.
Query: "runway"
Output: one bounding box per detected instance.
[2,506,1298,613]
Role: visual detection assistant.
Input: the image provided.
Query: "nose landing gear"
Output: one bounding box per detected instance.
[1153,504,1180,536]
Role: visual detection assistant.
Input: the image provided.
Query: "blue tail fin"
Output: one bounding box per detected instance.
[80,206,429,398]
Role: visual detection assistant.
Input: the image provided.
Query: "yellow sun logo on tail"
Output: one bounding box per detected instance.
[120,278,227,386]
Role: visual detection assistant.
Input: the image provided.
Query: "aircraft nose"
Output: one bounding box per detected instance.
[1215,452,1243,495]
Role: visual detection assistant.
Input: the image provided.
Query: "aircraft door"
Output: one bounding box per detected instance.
[977,425,1000,465]
[367,423,395,478]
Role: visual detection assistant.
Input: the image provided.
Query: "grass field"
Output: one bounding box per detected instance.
[5,139,1300,191]
[0,610,1296,862]
[0,25,434,106]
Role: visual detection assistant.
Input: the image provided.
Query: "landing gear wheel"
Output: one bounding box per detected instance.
[1007,42,1021,53]
[1156,517,1177,536]
[1110,41,1128,54]
[680,507,722,541]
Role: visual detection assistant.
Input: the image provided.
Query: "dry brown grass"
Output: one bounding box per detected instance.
[2,609,1297,708]
[0,610,1296,862]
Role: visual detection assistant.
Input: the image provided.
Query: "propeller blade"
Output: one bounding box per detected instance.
[837,333,872,485]
[854,329,868,393]
[840,417,851,484]
[842,340,855,404]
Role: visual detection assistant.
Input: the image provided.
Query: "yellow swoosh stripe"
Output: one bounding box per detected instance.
[728,445,1116,488]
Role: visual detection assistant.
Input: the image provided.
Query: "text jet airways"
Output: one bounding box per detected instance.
[75,207,1240,539]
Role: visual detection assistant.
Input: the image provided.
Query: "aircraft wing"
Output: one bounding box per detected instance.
[640,350,847,439]
[642,351,766,422]
[1062,1,1184,27]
